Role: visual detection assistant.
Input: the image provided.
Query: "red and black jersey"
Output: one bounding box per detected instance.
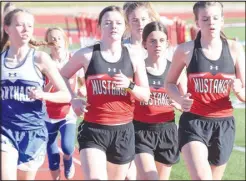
[134,61,175,123]
[187,36,235,118]
[84,44,134,124]
[45,53,76,119]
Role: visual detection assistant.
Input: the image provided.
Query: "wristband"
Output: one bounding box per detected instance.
[127,81,135,90]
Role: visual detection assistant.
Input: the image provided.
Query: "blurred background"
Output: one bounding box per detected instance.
[2,2,245,51]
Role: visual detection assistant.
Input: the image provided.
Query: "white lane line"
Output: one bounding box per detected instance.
[233,145,245,153]
[232,100,246,109]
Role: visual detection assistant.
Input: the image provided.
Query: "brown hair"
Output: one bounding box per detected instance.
[98,5,125,27]
[142,21,168,43]
[124,2,160,23]
[193,1,227,39]
[1,8,54,53]
[45,27,69,49]
[142,21,168,49]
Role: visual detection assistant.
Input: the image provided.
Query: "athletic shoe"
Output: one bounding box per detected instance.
[63,158,75,180]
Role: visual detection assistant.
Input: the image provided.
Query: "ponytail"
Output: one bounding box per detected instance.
[0,31,10,53]
[220,31,227,40]
[1,37,56,53]
[196,30,201,40]
[29,39,56,47]
[1,8,56,53]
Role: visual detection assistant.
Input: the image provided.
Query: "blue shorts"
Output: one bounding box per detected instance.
[0,125,48,171]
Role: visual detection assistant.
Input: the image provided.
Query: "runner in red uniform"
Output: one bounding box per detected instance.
[133,21,185,180]
[165,2,245,180]
[44,27,77,180]
[61,6,150,180]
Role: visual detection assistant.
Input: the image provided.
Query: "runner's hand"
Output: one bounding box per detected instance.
[180,93,193,112]
[113,70,131,89]
[71,98,89,116]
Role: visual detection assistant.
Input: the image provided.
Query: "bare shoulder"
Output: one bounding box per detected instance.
[34,50,52,64]
[173,41,195,65]
[175,40,195,55]
[33,51,55,73]
[72,46,94,68]
[74,45,94,59]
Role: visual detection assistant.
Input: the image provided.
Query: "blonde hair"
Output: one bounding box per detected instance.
[44,27,69,49]
[1,8,54,53]
[123,2,160,23]
[123,2,160,40]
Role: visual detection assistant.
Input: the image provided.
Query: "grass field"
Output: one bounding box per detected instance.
[169,149,245,180]
[224,27,245,41]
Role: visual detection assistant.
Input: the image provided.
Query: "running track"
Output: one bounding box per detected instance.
[36,141,83,180]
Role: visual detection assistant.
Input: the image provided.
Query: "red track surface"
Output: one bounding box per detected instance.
[36,141,83,180]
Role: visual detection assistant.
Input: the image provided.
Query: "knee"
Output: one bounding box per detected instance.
[61,143,74,156]
[47,141,59,154]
